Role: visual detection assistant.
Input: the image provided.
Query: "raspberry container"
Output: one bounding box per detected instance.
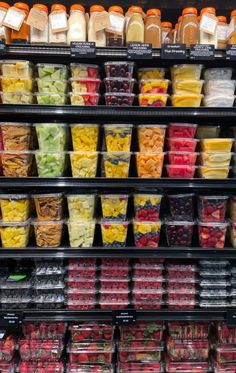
[168,194,194,220]
[168,123,198,138]
[65,278,97,290]
[166,165,196,178]
[99,291,129,303]
[104,62,134,78]
[167,300,197,310]
[133,264,164,278]
[22,322,67,340]
[133,220,161,248]
[119,341,163,362]
[132,289,164,303]
[132,277,164,290]
[19,361,64,373]
[167,152,198,166]
[215,344,236,363]
[120,321,164,341]
[67,258,97,268]
[65,289,96,302]
[104,78,135,93]
[70,322,114,342]
[167,138,198,152]
[20,339,64,361]
[100,265,129,279]
[212,358,236,373]
[167,338,209,361]
[198,196,228,223]
[165,220,195,247]
[68,342,114,364]
[168,322,209,340]
[132,301,162,310]
[66,267,97,280]
[118,361,162,372]
[198,221,228,249]
[100,278,129,292]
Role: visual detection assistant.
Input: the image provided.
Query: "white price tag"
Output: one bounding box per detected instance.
[200,14,218,35]
[26,8,48,31]
[3,6,26,31]
[227,18,235,40]
[217,25,228,41]
[106,13,124,34]
[49,11,68,33]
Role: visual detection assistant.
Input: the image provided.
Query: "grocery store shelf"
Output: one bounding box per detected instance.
[0,177,236,191]
[1,247,236,259]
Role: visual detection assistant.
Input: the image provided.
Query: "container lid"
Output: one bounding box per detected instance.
[32,193,63,198]
[105,93,135,97]
[138,67,166,71]
[37,63,67,68]
[0,219,31,227]
[108,5,123,14]
[0,2,10,10]
[167,264,197,272]
[51,4,66,12]
[161,22,172,28]
[103,123,133,128]
[183,7,198,15]
[140,79,170,84]
[104,61,134,67]
[165,219,195,225]
[65,277,97,283]
[147,8,161,16]
[168,151,199,155]
[14,2,29,12]
[70,78,100,83]
[90,5,105,12]
[33,4,48,12]
[32,219,64,225]
[168,137,199,141]
[201,7,216,15]
[199,195,228,200]
[167,277,196,284]
[128,6,143,14]
[119,341,164,352]
[0,194,29,199]
[70,4,85,12]
[198,220,228,227]
[199,260,229,267]
[200,270,230,277]
[133,276,164,282]
[169,122,198,127]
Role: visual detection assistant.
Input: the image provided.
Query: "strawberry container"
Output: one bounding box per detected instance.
[0,335,18,362]
[168,123,198,138]
[166,165,196,178]
[168,322,209,340]
[132,289,163,303]
[19,361,64,373]
[100,279,129,292]
[118,361,162,372]
[212,358,236,373]
[19,339,64,361]
[134,194,162,222]
[70,322,114,342]
[198,196,228,223]
[167,152,198,166]
[167,138,198,152]
[168,194,194,220]
[133,264,164,278]
[198,221,228,248]
[22,322,67,340]
[68,342,114,364]
[66,300,96,310]
[215,344,236,363]
[165,359,209,372]
[216,323,236,344]
[67,258,97,268]
[100,301,130,310]
[132,277,164,290]
[120,322,164,341]
[119,341,163,362]
[67,363,114,372]
[165,220,195,247]
[167,338,209,361]
[100,266,130,279]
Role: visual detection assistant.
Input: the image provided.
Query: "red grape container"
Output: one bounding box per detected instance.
[167,338,209,361]
[19,361,64,373]
[215,344,236,363]
[165,359,209,372]
[198,196,228,222]
[105,93,135,106]
[120,321,164,341]
[198,221,228,248]
[67,363,114,372]
[168,123,198,138]
[168,322,209,340]
[70,322,114,342]
[68,342,114,364]
[168,193,194,220]
[167,138,199,152]
[118,340,164,362]
[167,151,198,166]
[0,335,18,362]
[19,339,64,362]
[118,361,162,372]
[165,220,195,247]
[22,322,67,339]
[100,278,129,292]
[216,322,236,344]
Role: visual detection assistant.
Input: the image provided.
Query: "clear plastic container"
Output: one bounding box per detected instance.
[20,339,64,361]
[67,258,97,269]
[70,322,114,342]
[1,150,32,177]
[167,338,209,361]
[70,63,100,79]
[1,122,31,151]
[34,123,67,151]
[104,124,133,152]
[138,125,166,153]
[67,194,95,221]
[37,63,68,80]
[119,341,163,363]
[0,60,33,78]
[133,220,161,248]
[67,363,113,372]
[165,360,209,373]
[172,80,204,95]
[22,322,67,340]
[230,221,236,249]
[171,64,203,80]
[33,193,63,221]
[140,79,170,94]
[168,123,198,139]
[100,278,129,292]
[215,344,236,363]
[99,301,129,310]
[166,165,196,178]
[35,151,66,177]
[19,361,64,373]
[70,124,99,151]
[199,269,230,278]
[0,92,34,104]
[66,299,97,310]
[138,93,168,107]
[100,220,128,247]
[165,220,195,247]
[104,62,134,78]
[70,78,101,93]
[212,359,236,373]
[171,94,203,107]
[199,259,230,269]
[199,166,230,179]
[0,335,18,362]
[0,360,16,373]
[101,194,128,220]
[67,220,95,248]
[70,92,99,106]
[36,78,68,94]
[33,220,64,247]
[200,289,229,298]
[203,95,235,107]
[0,219,30,247]
[168,152,198,166]
[100,265,129,279]
[168,321,209,340]
[105,93,135,106]
[198,196,228,222]
[120,321,164,341]
[104,78,135,93]
[196,126,220,139]
[167,138,198,152]
[70,151,98,178]
[138,67,166,80]
[0,194,30,222]
[198,221,228,249]
[134,194,162,221]
[204,80,236,96]
[216,322,236,344]
[133,277,164,290]
[168,193,194,220]
[36,93,67,105]
[132,288,163,303]
[204,67,233,81]
[1,77,33,93]
[200,152,232,167]
[103,152,130,178]
[68,342,114,364]
[133,263,163,278]
[136,152,164,178]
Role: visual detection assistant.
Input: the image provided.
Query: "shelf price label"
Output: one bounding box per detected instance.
[127,43,152,59]
[227,310,236,326]
[70,42,96,58]
[161,44,187,59]
[226,44,236,60]
[190,44,215,60]
[0,312,23,327]
[112,310,136,326]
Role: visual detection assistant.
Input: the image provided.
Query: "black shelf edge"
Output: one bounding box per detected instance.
[0,177,236,190]
[0,309,230,322]
[1,105,236,119]
[1,247,236,259]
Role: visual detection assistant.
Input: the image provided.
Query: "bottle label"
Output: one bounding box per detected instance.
[227,18,235,40]
[26,8,48,31]
[49,11,68,33]
[200,14,218,35]
[2,7,26,31]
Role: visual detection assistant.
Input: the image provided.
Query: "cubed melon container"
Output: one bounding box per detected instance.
[70,63,100,79]
[70,78,101,93]
[0,60,33,78]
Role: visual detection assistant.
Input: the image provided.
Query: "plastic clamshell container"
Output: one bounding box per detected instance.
[101,194,128,220]
[119,341,163,363]
[100,278,129,292]
[216,322,236,344]
[136,152,164,178]
[19,339,64,361]
[70,322,114,342]
[165,360,209,373]
[22,322,67,340]
[36,93,67,105]
[139,79,170,94]
[167,338,209,361]
[199,166,230,179]
[198,221,228,249]
[34,123,67,152]
[230,221,236,249]
[70,78,101,93]
[196,126,220,139]
[0,122,31,151]
[99,301,130,310]
[199,259,229,268]
[37,63,68,80]
[204,67,233,81]
[168,321,209,340]
[138,67,166,80]
[134,194,162,222]
[104,62,134,78]
[0,194,30,222]
[167,138,198,152]
[68,342,114,364]
[172,80,204,95]
[70,93,99,106]
[132,277,164,290]
[133,220,161,248]
[200,289,229,298]
[118,361,162,372]
[32,193,63,221]
[67,363,113,372]
[203,95,235,107]
[67,194,95,221]
[138,125,166,153]
[103,152,131,178]
[165,220,195,247]
[70,123,99,151]
[198,196,228,223]
[133,263,164,277]
[66,299,97,310]
[1,150,32,177]
[100,265,129,279]
[168,152,198,166]
[138,93,168,107]
[19,362,64,373]
[171,64,203,80]
[0,219,30,247]
[32,219,64,247]
[35,151,66,177]
[215,344,236,363]
[200,152,232,167]
[104,78,136,93]
[104,124,133,152]
[105,93,135,106]
[171,94,203,107]
[132,288,164,303]
[70,63,100,79]
[168,193,194,220]
[199,269,230,278]
[0,92,34,104]
[0,60,33,78]
[166,165,196,178]
[168,123,198,138]
[69,151,98,178]
[211,358,236,373]
[204,80,236,95]
[36,78,68,94]
[67,220,95,248]
[67,258,97,269]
